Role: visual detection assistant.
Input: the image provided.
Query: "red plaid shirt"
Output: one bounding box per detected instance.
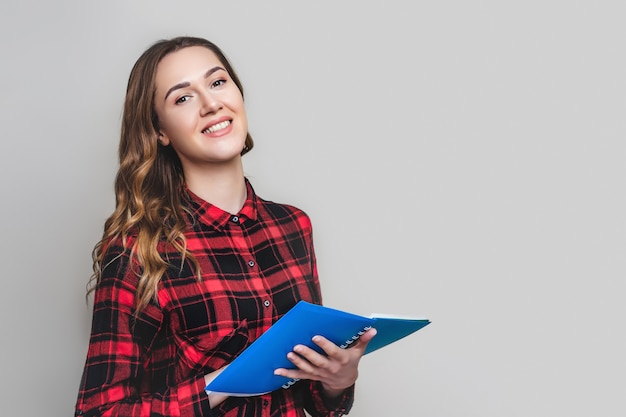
[75,180,354,417]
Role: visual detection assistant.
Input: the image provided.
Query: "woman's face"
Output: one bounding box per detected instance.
[153,46,248,172]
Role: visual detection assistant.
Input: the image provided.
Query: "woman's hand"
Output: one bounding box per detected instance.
[273,328,377,398]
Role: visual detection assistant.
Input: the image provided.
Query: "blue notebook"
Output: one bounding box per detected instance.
[205,301,430,396]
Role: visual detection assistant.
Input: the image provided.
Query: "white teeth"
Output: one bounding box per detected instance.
[203,120,231,134]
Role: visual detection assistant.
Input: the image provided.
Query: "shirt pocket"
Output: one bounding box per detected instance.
[175,319,251,381]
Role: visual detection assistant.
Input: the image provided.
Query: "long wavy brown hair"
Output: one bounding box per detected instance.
[88,36,254,313]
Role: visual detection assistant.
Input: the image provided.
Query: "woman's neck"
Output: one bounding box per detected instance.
[183,160,247,215]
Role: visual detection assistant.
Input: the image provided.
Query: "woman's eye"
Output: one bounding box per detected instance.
[211,79,226,88]
[175,96,190,105]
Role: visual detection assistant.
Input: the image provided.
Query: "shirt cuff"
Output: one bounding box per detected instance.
[177,374,215,417]
[309,381,355,416]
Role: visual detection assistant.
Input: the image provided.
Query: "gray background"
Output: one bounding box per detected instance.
[1,1,624,416]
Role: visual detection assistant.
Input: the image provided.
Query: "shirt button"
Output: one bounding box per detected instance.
[263,399,269,407]
[248,260,255,267]
[264,300,271,307]
[231,216,239,223]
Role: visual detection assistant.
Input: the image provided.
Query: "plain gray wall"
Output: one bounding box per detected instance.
[1,1,624,416]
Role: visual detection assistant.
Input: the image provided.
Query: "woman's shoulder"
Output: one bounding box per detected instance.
[100,235,135,258]
[256,196,312,227]
[95,235,141,283]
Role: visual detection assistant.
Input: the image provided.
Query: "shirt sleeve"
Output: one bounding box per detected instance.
[74,246,214,417]
[303,382,355,417]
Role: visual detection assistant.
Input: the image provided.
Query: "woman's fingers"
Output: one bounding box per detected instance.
[273,328,378,385]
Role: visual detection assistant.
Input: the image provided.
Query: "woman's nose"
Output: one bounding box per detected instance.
[199,91,222,115]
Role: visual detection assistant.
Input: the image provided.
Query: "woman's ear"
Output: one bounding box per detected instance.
[158,132,171,146]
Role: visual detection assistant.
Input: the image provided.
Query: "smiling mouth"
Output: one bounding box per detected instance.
[202,120,231,134]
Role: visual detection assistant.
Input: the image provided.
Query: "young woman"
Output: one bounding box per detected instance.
[75,36,376,417]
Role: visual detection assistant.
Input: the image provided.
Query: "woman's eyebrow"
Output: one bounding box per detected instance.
[163,66,227,100]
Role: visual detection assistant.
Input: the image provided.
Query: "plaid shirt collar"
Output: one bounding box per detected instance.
[182,178,258,229]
